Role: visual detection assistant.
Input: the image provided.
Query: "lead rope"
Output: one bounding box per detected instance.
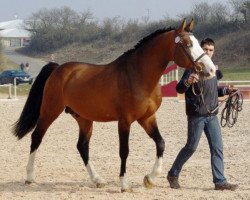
[220,91,243,128]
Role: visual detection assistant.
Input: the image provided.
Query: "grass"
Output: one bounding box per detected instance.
[178,66,250,82]
[6,59,19,69]
[0,84,31,97]
[220,67,250,81]
[0,56,19,71]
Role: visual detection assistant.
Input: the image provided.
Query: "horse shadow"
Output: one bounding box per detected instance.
[0,180,141,194]
[0,180,88,193]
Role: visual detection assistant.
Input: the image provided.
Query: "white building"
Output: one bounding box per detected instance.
[0,19,31,47]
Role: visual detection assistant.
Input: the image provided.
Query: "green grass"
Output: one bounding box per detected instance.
[0,56,19,71]
[0,84,31,97]
[178,66,250,82]
[221,67,250,81]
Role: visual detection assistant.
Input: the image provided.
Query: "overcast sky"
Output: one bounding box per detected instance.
[0,0,230,22]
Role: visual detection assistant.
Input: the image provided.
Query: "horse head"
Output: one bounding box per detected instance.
[173,19,216,79]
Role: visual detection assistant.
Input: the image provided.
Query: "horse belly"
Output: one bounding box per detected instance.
[84,104,117,122]
[67,96,118,122]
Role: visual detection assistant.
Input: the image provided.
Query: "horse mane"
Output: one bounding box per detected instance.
[122,27,175,56]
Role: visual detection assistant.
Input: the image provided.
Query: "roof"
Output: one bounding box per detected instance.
[0,19,31,38]
[0,28,31,38]
[0,19,25,30]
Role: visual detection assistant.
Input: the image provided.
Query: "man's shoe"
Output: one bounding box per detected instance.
[167,175,180,189]
[215,182,238,191]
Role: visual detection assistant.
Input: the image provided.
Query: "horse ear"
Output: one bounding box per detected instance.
[185,19,194,32]
[177,19,186,34]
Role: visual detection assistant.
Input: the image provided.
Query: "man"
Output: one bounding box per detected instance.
[167,38,238,191]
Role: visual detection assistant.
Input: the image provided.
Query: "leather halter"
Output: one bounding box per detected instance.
[175,33,206,73]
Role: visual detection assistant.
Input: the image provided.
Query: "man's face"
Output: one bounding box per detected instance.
[202,44,214,58]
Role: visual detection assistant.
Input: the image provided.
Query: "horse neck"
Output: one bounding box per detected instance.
[133,32,175,92]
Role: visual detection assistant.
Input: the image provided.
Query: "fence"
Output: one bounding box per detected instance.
[219,80,250,100]
[160,64,178,98]
[0,78,17,100]
[160,66,250,101]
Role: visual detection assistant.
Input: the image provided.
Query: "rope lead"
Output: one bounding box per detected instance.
[220,91,243,128]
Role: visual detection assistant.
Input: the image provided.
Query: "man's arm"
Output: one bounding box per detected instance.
[218,86,237,97]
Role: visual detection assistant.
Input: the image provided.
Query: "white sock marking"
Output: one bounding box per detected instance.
[26,150,37,182]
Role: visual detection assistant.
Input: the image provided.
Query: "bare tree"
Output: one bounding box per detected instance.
[101,17,123,38]
[119,19,140,42]
[229,0,250,23]
[210,3,230,24]
[79,9,94,24]
[141,9,150,25]
[190,2,211,24]
[26,6,96,51]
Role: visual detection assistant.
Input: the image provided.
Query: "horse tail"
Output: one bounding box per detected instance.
[13,62,59,140]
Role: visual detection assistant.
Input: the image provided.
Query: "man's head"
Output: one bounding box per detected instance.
[200,38,215,58]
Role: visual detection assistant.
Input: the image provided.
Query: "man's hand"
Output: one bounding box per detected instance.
[227,85,238,95]
[187,73,199,85]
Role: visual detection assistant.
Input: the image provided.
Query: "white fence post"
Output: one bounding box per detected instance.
[14,78,17,99]
[8,84,11,99]
[0,79,18,100]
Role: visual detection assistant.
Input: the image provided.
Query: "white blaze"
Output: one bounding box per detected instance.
[190,35,216,77]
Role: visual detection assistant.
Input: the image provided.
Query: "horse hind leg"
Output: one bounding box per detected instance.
[138,115,165,188]
[25,101,64,184]
[25,125,43,184]
[76,118,106,188]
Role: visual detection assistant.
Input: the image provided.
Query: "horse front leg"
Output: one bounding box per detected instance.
[118,120,132,192]
[138,115,165,188]
[76,118,106,188]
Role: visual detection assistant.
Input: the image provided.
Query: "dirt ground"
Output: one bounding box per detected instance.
[0,97,249,200]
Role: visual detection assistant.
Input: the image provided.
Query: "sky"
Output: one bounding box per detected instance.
[0,0,230,22]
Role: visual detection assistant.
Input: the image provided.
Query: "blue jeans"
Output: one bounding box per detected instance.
[168,115,226,184]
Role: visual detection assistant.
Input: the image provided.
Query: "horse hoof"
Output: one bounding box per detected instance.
[143,175,155,188]
[121,187,133,193]
[96,182,105,188]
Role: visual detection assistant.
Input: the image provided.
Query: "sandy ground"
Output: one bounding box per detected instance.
[0,96,249,200]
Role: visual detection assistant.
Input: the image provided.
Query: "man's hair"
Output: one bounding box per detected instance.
[200,38,215,47]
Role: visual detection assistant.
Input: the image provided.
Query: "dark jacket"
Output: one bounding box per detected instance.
[176,70,228,116]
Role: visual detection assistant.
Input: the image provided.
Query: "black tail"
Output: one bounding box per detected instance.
[13,62,59,140]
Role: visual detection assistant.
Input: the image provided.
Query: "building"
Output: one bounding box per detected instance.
[0,19,31,47]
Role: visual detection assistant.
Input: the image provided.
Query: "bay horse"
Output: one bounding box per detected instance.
[13,19,216,192]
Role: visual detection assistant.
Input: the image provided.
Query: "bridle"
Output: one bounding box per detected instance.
[175,33,206,73]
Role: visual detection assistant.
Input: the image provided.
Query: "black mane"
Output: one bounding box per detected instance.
[123,27,175,56]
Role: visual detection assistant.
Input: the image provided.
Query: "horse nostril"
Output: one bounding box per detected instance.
[209,68,215,76]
